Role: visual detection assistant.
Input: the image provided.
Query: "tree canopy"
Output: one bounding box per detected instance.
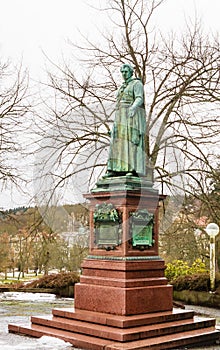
[32,0,220,212]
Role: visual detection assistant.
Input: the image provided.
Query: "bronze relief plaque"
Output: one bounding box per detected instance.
[130,209,154,250]
[93,203,122,250]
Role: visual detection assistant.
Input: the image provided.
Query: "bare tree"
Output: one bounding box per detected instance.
[0,59,29,192]
[34,0,220,216]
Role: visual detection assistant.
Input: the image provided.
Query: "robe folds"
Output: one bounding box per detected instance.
[107,78,146,175]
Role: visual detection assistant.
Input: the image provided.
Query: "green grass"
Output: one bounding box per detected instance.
[0,273,43,285]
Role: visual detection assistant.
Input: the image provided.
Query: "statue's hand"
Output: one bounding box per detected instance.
[128,106,136,117]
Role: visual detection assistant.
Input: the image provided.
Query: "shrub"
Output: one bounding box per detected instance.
[165,258,208,282]
[172,273,210,292]
[23,272,80,289]
[165,260,190,281]
[165,259,211,292]
[189,259,208,275]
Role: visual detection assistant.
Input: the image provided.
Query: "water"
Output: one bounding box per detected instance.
[0,291,81,349]
[1,292,220,349]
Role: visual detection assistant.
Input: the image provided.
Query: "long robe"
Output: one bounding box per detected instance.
[107,78,146,175]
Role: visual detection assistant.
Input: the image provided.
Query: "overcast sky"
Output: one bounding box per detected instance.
[1,0,220,79]
[0,0,220,209]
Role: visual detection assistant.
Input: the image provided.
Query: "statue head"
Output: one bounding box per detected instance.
[120,64,134,81]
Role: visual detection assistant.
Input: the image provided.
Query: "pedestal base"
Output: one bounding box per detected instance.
[75,257,173,315]
[7,182,220,347]
[9,307,220,349]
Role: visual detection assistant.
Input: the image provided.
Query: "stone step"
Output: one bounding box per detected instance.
[52,307,195,328]
[30,313,216,342]
[105,328,220,349]
[8,322,220,350]
[8,322,112,350]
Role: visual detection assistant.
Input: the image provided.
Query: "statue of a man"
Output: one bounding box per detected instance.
[106,64,146,177]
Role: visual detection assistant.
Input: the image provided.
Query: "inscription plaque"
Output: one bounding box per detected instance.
[93,203,122,250]
[97,224,120,245]
[130,209,154,250]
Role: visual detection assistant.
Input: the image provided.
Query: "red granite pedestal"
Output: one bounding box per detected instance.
[8,177,220,348]
[75,258,173,316]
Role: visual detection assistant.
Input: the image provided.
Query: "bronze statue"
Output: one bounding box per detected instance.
[106,64,146,177]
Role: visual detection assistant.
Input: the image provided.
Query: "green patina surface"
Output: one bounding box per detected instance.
[87,255,161,261]
[106,64,146,177]
[130,209,154,248]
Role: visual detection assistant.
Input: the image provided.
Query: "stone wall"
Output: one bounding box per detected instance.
[174,290,220,308]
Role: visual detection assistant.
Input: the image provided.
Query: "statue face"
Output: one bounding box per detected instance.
[121,66,133,81]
